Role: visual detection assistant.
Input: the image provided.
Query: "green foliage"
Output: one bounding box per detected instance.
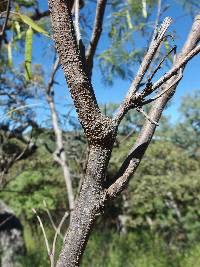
[0,92,199,265]
[25,26,33,80]
[82,231,194,267]
[98,0,200,84]
[171,90,200,157]
[11,230,200,267]
[14,0,37,8]
[7,42,12,67]
[120,141,200,246]
[16,13,49,37]
[98,0,161,84]
[0,131,66,220]
[0,0,199,263]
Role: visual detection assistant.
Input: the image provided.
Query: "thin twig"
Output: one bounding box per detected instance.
[136,107,159,126]
[32,208,52,262]
[142,68,183,105]
[47,57,60,95]
[0,215,13,228]
[146,45,176,84]
[43,200,63,239]
[74,0,81,43]
[153,0,162,38]
[86,0,107,76]
[114,17,172,124]
[0,103,42,121]
[151,44,200,92]
[14,140,31,161]
[118,128,136,145]
[128,17,172,95]
[0,0,11,38]
[51,212,69,267]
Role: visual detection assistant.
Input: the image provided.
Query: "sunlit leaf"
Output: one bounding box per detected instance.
[7,42,12,67]
[164,40,173,63]
[142,0,147,18]
[14,21,22,39]
[126,10,133,29]
[25,26,33,80]
[16,13,49,37]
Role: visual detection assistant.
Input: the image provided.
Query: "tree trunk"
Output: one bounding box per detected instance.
[56,146,111,267]
[0,201,25,267]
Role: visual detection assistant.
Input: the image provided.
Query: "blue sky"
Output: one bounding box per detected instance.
[30,0,200,126]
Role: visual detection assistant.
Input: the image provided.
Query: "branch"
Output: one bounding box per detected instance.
[47,57,60,95]
[74,0,81,43]
[48,0,115,146]
[153,0,162,37]
[46,57,75,211]
[32,208,52,262]
[142,68,183,105]
[106,13,200,199]
[0,0,11,38]
[85,0,107,76]
[51,211,69,267]
[147,44,200,94]
[115,17,172,123]
[146,45,177,84]
[136,107,159,126]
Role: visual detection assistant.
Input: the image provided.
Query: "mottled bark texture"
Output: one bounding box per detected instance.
[48,1,200,266]
[0,201,25,267]
[48,0,116,147]
[56,146,112,267]
[48,1,116,266]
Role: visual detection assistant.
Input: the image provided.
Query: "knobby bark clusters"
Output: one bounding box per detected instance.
[47,1,200,266]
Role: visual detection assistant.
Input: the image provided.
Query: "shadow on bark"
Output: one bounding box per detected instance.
[0,201,25,267]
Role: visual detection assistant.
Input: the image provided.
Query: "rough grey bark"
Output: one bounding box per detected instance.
[0,201,25,267]
[56,146,112,267]
[47,1,200,266]
[48,1,116,266]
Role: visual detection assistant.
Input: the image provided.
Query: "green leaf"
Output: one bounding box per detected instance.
[164,41,173,63]
[126,10,133,29]
[14,21,22,39]
[25,26,33,81]
[7,42,12,67]
[142,0,147,18]
[16,13,49,37]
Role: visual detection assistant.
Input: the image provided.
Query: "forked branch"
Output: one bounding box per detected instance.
[115,17,173,123]
[107,13,200,199]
